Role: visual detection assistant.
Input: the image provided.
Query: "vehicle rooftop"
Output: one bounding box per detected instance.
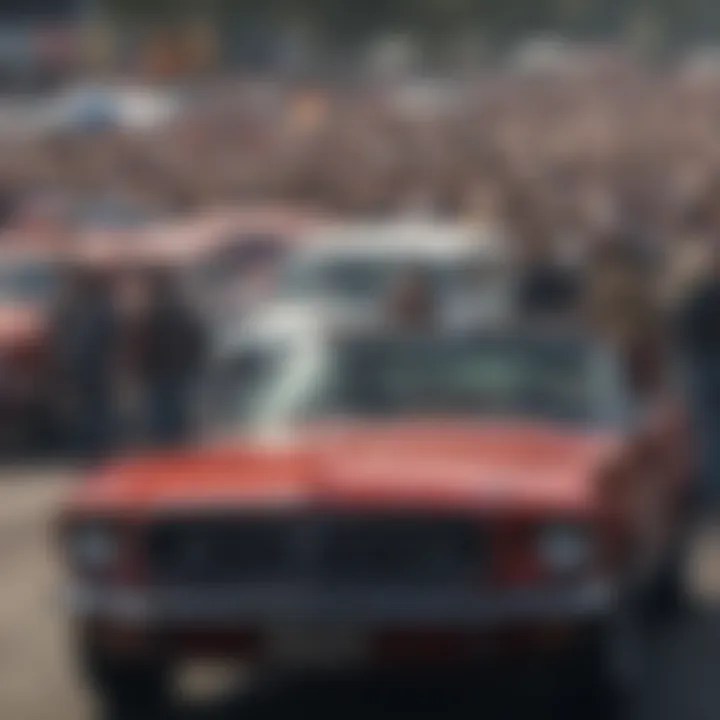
[298,220,505,261]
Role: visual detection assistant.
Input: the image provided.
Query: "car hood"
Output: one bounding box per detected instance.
[69,422,620,517]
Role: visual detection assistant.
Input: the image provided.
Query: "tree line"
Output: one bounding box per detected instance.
[102,0,720,51]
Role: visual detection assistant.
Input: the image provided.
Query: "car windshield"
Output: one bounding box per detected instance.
[326,334,624,426]
[207,332,628,432]
[0,260,58,305]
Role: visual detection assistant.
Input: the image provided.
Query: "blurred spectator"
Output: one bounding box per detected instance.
[49,267,119,459]
[587,236,667,399]
[0,182,18,228]
[515,239,582,322]
[114,269,152,447]
[677,244,720,509]
[134,268,206,447]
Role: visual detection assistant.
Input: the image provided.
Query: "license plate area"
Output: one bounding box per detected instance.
[265,624,367,666]
[176,660,245,702]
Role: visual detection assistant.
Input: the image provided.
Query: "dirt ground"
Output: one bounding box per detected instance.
[0,469,91,720]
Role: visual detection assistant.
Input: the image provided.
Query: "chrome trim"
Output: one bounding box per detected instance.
[67,580,614,628]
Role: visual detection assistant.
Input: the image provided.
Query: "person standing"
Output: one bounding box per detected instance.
[49,267,120,460]
[677,245,720,510]
[586,236,667,402]
[134,268,206,447]
[516,239,582,323]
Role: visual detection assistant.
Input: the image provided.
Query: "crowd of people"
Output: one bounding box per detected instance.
[47,265,206,460]
[0,62,718,242]
[1,56,720,496]
[1,62,719,306]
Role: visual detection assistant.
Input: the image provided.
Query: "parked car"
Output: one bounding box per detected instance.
[58,325,690,712]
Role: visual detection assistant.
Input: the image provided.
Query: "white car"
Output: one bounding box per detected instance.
[274,220,514,328]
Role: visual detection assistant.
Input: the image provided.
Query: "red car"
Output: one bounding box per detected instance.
[58,326,690,712]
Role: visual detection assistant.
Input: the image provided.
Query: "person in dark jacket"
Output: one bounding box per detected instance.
[677,246,720,509]
[134,268,206,447]
[516,240,582,322]
[50,267,119,459]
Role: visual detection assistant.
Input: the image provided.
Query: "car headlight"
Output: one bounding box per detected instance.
[537,524,594,575]
[67,524,120,571]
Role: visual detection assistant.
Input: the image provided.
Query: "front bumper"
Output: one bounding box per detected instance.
[68,581,614,628]
[70,582,616,668]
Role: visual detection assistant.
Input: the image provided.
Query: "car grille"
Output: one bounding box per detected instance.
[319,516,484,586]
[145,513,485,588]
[146,517,298,585]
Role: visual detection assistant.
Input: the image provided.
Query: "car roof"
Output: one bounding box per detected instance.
[134,206,333,267]
[296,221,506,263]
